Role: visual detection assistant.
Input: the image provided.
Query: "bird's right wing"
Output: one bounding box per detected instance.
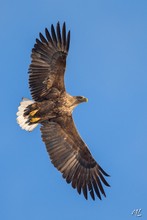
[29,22,70,101]
[40,116,110,200]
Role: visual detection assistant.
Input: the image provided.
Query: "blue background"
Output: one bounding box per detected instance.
[1,0,147,219]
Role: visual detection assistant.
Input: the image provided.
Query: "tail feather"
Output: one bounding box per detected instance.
[16,98,38,131]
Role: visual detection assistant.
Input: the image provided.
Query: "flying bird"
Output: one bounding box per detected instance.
[17,22,110,200]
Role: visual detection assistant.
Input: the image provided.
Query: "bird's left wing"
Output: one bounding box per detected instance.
[40,116,110,200]
[29,22,70,101]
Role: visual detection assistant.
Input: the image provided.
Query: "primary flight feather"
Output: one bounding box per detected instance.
[17,22,110,200]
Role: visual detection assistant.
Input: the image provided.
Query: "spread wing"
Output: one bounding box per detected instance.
[41,116,110,200]
[29,22,70,101]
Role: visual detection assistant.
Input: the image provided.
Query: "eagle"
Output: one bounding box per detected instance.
[17,22,110,200]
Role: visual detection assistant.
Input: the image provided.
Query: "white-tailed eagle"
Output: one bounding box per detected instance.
[17,22,110,200]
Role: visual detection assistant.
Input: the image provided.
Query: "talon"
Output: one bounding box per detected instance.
[30,117,40,123]
[29,109,38,116]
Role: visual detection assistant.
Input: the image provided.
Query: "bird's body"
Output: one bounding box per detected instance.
[23,92,87,123]
[17,22,110,200]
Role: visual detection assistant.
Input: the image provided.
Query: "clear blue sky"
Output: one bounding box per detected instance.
[0,0,147,219]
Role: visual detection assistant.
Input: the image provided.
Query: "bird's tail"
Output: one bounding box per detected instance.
[16,98,39,132]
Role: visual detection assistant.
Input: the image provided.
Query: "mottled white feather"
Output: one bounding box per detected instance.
[16,98,38,131]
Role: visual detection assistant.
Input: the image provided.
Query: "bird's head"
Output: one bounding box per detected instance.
[70,96,88,109]
[65,94,88,110]
[75,96,88,104]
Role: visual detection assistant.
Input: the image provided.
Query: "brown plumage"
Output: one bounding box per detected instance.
[17,22,110,200]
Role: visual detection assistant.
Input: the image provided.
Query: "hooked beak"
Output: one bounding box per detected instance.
[83,97,88,102]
